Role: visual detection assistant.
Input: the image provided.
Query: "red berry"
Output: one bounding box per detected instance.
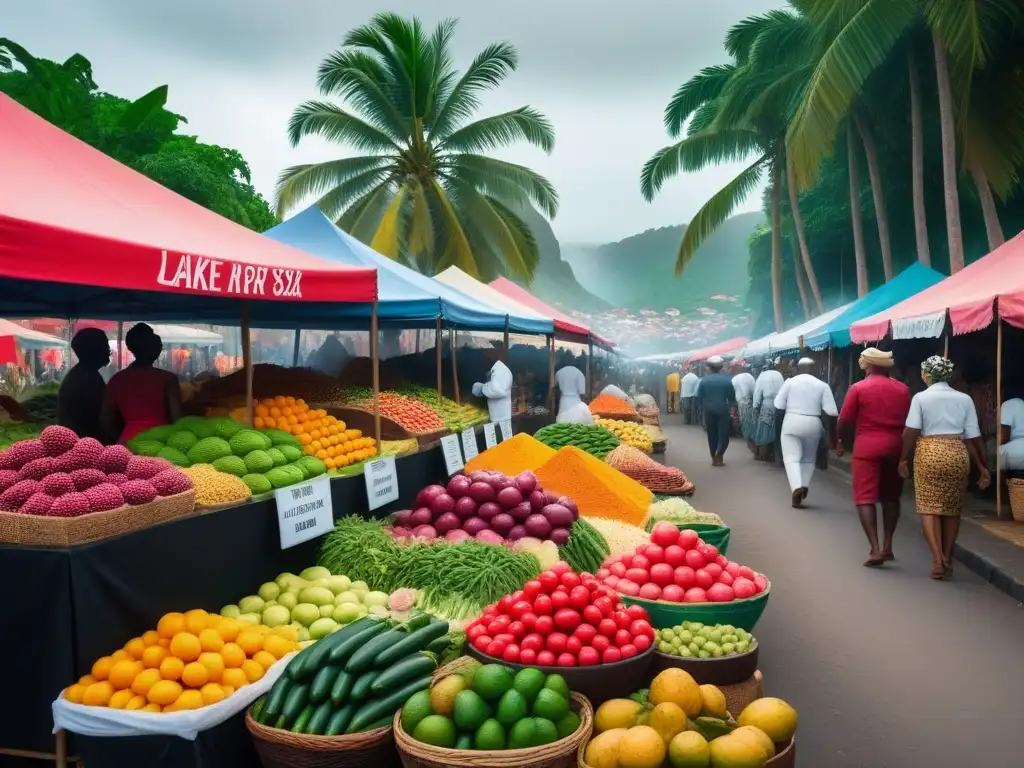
[494,633,514,645]
[565,636,582,655]
[467,624,487,641]
[602,647,622,664]
[582,605,603,626]
[629,619,654,638]
[550,591,570,611]
[613,611,632,630]
[538,571,559,591]
[521,612,538,630]
[619,643,638,659]
[598,618,618,638]
[644,544,665,564]
[578,647,600,666]
[550,561,572,575]
[522,579,543,600]
[593,596,615,617]
[521,633,544,652]
[508,621,526,639]
[532,595,553,616]
[633,634,652,652]
[674,566,696,588]
[664,545,686,567]
[554,608,581,633]
[610,562,627,578]
[511,600,533,620]
[569,586,591,610]
[625,604,648,621]
[631,554,650,570]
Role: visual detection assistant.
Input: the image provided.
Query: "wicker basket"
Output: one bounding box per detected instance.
[246,708,400,768]
[578,731,793,768]
[0,489,196,546]
[720,669,764,716]
[1007,478,1024,522]
[393,657,594,768]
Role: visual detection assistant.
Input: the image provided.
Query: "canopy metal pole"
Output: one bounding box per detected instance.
[943,332,949,358]
[450,328,461,405]
[435,318,443,399]
[291,330,301,367]
[548,335,556,411]
[996,317,1004,517]
[116,321,124,371]
[241,302,254,427]
[503,317,510,363]
[371,300,381,454]
[586,338,593,399]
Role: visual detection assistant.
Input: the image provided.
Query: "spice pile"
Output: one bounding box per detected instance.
[535,446,652,527]
[533,423,620,459]
[588,394,637,418]
[583,518,654,556]
[464,433,555,477]
[605,445,694,495]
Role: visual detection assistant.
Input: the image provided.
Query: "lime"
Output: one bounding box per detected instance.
[474,718,506,750]
[453,689,491,732]
[401,690,434,735]
[532,688,569,721]
[455,733,473,750]
[555,710,582,739]
[507,717,539,749]
[412,715,457,748]
[543,673,571,701]
[473,664,514,702]
[495,689,528,728]
[533,717,559,745]
[512,668,546,704]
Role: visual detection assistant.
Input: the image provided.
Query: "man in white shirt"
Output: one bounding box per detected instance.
[554,366,594,425]
[681,370,700,425]
[472,347,514,422]
[732,369,756,447]
[753,365,785,461]
[999,397,1024,473]
[774,358,839,507]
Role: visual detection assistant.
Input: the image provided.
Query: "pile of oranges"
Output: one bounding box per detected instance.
[63,609,299,713]
[247,395,377,470]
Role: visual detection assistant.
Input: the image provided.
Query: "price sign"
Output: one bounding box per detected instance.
[440,434,465,475]
[276,475,333,549]
[483,423,498,449]
[498,418,513,442]
[364,455,399,511]
[461,427,479,461]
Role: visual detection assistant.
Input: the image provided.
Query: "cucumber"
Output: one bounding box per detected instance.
[309,664,341,705]
[349,669,379,702]
[403,612,433,632]
[281,683,310,728]
[346,675,432,734]
[328,621,390,665]
[263,673,293,722]
[373,622,450,668]
[251,695,267,724]
[425,635,451,655]
[289,621,358,683]
[307,699,335,735]
[324,703,356,736]
[370,653,437,695]
[291,705,314,734]
[364,715,396,731]
[273,714,287,730]
[330,670,355,707]
[345,628,408,673]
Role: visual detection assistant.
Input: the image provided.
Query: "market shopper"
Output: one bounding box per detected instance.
[774,357,838,507]
[695,356,736,466]
[681,370,700,424]
[58,327,111,441]
[998,394,1024,475]
[900,356,990,580]
[732,368,756,445]
[666,368,681,413]
[472,346,514,422]
[554,365,594,425]
[835,348,911,566]
[102,323,182,443]
[752,363,784,461]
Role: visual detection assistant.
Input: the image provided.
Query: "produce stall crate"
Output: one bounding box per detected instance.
[321,405,448,449]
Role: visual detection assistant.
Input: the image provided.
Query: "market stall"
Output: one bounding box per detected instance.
[687,337,750,364]
[0,318,67,373]
[738,304,853,361]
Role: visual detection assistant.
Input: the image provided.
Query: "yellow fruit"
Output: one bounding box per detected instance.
[221,686,235,696]
[158,638,170,648]
[109,689,134,709]
[198,628,224,654]
[181,662,210,688]
[125,695,147,711]
[142,645,169,669]
[252,650,277,671]
[124,637,147,660]
[147,680,183,707]
[269,625,298,643]
[648,702,688,746]
[83,682,115,707]
[159,656,185,681]
[174,689,204,711]
[737,698,798,744]
[91,656,115,682]
[699,685,728,719]
[131,668,163,697]
[222,643,245,668]
[198,652,225,683]
[731,726,775,760]
[64,684,86,704]
[170,632,202,662]
[157,612,186,639]
[221,668,248,691]
[263,634,295,660]
[594,698,647,733]
[78,675,97,686]
[108,660,142,690]
[110,649,132,663]
[184,609,211,635]
[429,674,467,717]
[217,617,241,643]
[707,733,768,768]
[236,629,264,656]
[649,669,703,719]
[143,703,162,713]
[241,659,265,683]
[667,731,711,768]
[142,630,161,647]
[585,728,628,768]
[200,683,227,705]
[617,725,667,768]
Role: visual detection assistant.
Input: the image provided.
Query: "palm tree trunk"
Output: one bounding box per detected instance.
[933,32,965,272]
[908,52,932,267]
[853,109,893,282]
[848,132,869,297]
[786,152,824,313]
[771,163,784,332]
[969,161,1005,252]
[792,242,811,320]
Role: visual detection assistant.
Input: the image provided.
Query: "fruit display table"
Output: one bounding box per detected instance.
[0,445,448,766]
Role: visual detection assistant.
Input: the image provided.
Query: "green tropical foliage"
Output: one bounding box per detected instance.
[276,13,558,282]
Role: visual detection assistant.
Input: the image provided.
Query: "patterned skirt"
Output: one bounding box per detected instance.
[753,403,776,446]
[913,436,969,516]
[737,397,754,440]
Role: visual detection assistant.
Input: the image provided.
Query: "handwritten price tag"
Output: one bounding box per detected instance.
[483,423,498,449]
[364,455,399,511]
[276,475,332,549]
[440,434,465,475]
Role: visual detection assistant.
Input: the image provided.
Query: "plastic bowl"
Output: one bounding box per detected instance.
[646,521,731,555]
[649,643,759,686]
[464,643,654,707]
[619,580,771,631]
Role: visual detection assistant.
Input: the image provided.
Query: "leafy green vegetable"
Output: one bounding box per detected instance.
[559,518,610,574]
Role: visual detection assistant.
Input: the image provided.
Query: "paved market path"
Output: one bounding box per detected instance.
[660,417,1024,767]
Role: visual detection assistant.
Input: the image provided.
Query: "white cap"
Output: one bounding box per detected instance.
[706,355,725,365]
[798,357,815,366]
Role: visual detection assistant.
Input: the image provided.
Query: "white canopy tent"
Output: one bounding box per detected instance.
[739,303,854,359]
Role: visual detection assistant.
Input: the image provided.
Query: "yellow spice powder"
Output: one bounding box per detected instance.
[535,446,652,527]
[465,432,556,476]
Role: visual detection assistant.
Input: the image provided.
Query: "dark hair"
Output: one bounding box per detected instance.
[71,327,110,365]
[125,323,162,365]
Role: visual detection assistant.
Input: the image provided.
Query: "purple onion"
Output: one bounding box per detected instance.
[544,490,560,505]
[469,470,493,482]
[542,503,574,529]
[415,485,446,508]
[490,513,515,536]
[468,482,496,504]
[485,474,507,490]
[462,517,489,536]
[445,529,472,542]
[434,512,462,534]
[412,524,437,540]
[410,507,433,526]
[550,527,571,546]
[556,496,579,518]
[393,509,413,527]
[477,502,501,522]
[516,471,538,494]
[510,501,532,523]
[524,513,553,539]
[447,475,472,499]
[497,486,523,510]
[453,496,478,520]
[507,525,527,541]
[529,490,547,511]
[391,526,412,538]
[475,529,505,545]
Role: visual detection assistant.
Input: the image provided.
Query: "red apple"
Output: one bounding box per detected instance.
[683,587,708,603]
[673,566,695,588]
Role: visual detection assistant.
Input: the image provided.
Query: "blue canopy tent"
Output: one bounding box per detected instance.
[265,207,553,335]
[804,263,946,350]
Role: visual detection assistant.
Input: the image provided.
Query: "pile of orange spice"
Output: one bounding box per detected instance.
[466,433,556,476]
[535,446,651,527]
[588,393,637,416]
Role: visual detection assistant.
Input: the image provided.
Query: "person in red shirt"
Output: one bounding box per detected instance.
[835,347,911,566]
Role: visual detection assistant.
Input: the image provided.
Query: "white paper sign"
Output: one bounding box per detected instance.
[276,475,333,549]
[498,418,513,442]
[461,427,479,461]
[440,434,465,475]
[483,423,498,449]
[364,455,399,511]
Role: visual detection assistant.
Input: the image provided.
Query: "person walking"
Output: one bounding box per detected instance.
[665,368,681,413]
[681,369,700,424]
[695,356,736,466]
[835,348,911,566]
[732,369,756,447]
[752,363,784,461]
[774,357,838,507]
[899,356,990,580]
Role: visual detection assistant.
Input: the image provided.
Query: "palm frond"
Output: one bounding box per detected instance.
[726,10,801,62]
[275,156,392,218]
[440,107,555,153]
[963,63,1024,199]
[316,50,410,140]
[286,100,402,152]
[336,181,395,243]
[0,38,44,79]
[925,0,1022,72]
[426,178,478,276]
[747,10,811,70]
[407,179,436,255]
[640,129,764,202]
[117,85,169,133]
[424,19,458,123]
[429,42,518,139]
[343,13,419,119]
[450,182,535,281]
[370,184,407,258]
[487,198,539,282]
[688,101,722,136]
[663,64,736,138]
[444,154,559,218]
[676,156,768,276]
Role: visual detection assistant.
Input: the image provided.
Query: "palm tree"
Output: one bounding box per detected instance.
[275,13,558,282]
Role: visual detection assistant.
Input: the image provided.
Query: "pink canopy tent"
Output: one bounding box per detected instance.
[850,229,1024,342]
[688,337,750,363]
[488,277,615,348]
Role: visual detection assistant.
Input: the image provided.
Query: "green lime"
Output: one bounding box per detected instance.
[401,690,434,735]
[506,717,538,749]
[473,664,514,702]
[495,689,528,728]
[532,688,569,721]
[543,673,571,701]
[412,715,457,748]
[533,717,559,745]
[512,668,546,704]
[455,733,474,750]
[453,689,491,732]
[555,710,582,739]
[474,718,506,750]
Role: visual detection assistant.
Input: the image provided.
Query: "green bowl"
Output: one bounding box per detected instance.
[646,521,731,555]
[620,579,771,631]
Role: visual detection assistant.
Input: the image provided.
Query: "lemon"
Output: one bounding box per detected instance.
[668,730,711,768]
[617,725,667,768]
[699,684,728,719]
[737,697,798,743]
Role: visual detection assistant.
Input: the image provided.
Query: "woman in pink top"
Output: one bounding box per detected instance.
[102,323,181,443]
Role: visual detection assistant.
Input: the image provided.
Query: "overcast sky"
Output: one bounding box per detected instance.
[7,0,781,243]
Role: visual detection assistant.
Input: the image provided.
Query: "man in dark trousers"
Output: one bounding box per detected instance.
[696,356,737,466]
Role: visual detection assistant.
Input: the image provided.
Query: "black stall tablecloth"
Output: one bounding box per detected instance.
[0,444,446,766]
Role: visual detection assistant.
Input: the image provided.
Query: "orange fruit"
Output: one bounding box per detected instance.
[83,681,115,707]
[221,686,235,696]
[142,630,161,647]
[78,675,97,686]
[124,637,146,660]
[200,683,227,706]
[198,628,224,653]
[263,634,294,659]
[241,659,265,683]
[253,417,266,429]
[142,645,169,669]
[147,679,183,706]
[221,668,248,691]
[170,632,202,662]
[110,649,132,663]
[198,652,225,683]
[159,656,185,681]
[235,629,264,656]
[131,668,162,697]
[109,689,134,709]
[158,638,170,648]
[125,695,147,711]
[216,617,241,643]
[173,689,204,711]
[91,656,115,682]
[181,662,209,688]
[143,703,162,713]
[255,405,269,418]
[252,650,277,670]
[64,684,86,704]
[270,407,281,418]
[221,642,245,668]
[108,660,141,690]
[157,612,186,640]
[184,609,211,635]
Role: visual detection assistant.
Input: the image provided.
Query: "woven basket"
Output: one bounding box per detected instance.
[578,731,792,768]
[1007,478,1024,522]
[0,489,196,546]
[393,657,594,768]
[720,669,764,716]
[246,708,400,768]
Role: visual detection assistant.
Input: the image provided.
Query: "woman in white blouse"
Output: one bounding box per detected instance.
[899,356,990,579]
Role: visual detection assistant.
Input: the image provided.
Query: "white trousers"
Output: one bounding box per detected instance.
[780,413,823,492]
